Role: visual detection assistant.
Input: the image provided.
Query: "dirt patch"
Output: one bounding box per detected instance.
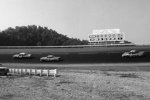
[0,94,14,99]
[0,70,150,100]
[118,73,139,78]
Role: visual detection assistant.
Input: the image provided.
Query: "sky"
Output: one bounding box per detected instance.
[0,0,150,44]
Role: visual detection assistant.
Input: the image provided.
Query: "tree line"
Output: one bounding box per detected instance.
[0,25,88,46]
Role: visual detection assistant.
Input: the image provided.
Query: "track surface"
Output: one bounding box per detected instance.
[2,62,150,71]
[1,46,150,100]
[0,45,150,63]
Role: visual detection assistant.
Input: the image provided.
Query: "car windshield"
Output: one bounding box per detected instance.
[20,53,26,55]
[130,50,136,53]
[130,50,138,54]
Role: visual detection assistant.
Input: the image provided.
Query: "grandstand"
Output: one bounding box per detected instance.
[88,29,132,45]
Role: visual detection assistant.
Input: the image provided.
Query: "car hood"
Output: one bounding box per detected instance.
[13,54,19,56]
[55,57,61,58]
[40,57,47,59]
[26,54,32,56]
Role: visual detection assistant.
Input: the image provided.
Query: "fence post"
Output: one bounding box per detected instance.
[17,69,19,74]
[21,69,23,75]
[25,69,27,75]
[16,69,18,73]
[18,69,21,74]
[40,69,43,77]
[16,69,18,74]
[12,68,14,74]
[22,69,25,75]
[29,69,31,76]
[47,69,49,77]
[54,69,57,77]
[54,70,56,77]
[35,69,37,76]
[32,69,36,76]
[14,69,16,73]
[9,68,12,73]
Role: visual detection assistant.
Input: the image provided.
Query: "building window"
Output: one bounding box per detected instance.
[89,35,96,38]
[90,39,95,41]
[113,34,115,37]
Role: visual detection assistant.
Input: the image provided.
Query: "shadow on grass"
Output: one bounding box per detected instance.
[119,73,139,78]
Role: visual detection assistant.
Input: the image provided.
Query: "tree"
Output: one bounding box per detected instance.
[0,25,88,46]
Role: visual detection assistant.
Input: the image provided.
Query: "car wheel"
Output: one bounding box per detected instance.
[40,59,43,62]
[13,57,17,59]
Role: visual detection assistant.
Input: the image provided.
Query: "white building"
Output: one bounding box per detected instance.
[88,29,125,45]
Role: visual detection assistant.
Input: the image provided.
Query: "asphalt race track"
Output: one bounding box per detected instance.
[2,63,150,71]
[0,52,150,63]
[0,45,150,63]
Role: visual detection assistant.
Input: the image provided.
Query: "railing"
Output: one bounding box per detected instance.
[8,68,57,77]
[0,44,136,49]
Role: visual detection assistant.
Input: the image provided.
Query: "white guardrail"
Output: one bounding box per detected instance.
[8,68,57,77]
[0,44,136,49]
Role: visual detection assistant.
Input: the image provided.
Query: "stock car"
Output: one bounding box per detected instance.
[40,55,62,62]
[13,52,32,59]
[122,50,145,58]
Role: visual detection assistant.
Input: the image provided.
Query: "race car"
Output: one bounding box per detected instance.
[13,52,32,59]
[122,50,145,58]
[40,55,62,62]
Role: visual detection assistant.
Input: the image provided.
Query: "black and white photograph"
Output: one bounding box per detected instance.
[0,0,150,100]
